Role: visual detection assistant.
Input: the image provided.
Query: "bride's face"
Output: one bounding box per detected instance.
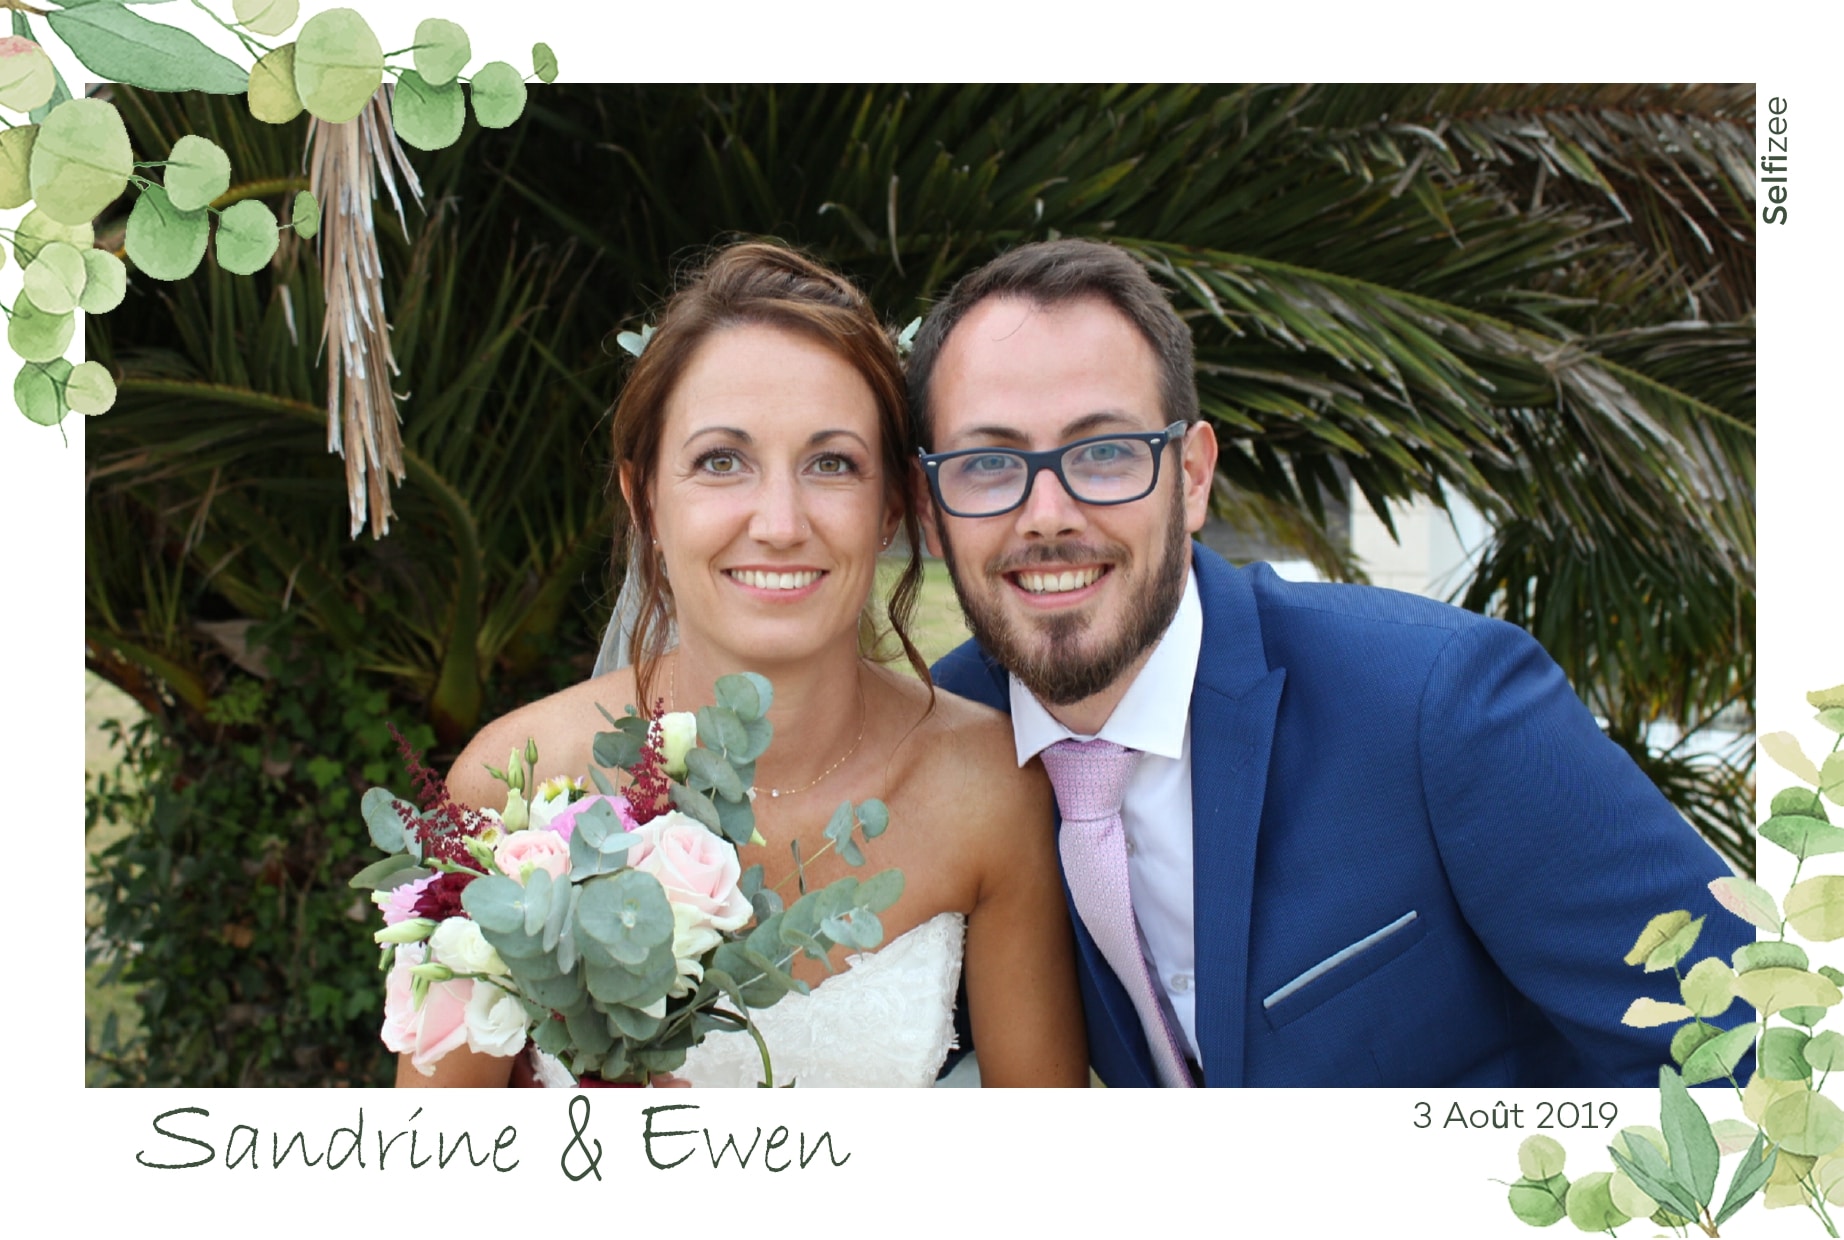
[645,323,899,670]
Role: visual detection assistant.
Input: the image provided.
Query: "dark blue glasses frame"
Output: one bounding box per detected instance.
[918,420,1189,518]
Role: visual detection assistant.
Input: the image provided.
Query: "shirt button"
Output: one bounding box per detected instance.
[1124,835,1138,856]
[1170,973,1192,994]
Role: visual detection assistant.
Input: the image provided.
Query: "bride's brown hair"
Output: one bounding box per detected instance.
[609,240,929,714]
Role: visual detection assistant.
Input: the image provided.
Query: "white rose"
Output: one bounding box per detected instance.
[428,916,509,977]
[659,711,698,778]
[666,901,725,997]
[464,980,529,1058]
[527,785,578,831]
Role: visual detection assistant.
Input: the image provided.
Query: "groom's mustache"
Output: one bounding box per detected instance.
[988,543,1124,575]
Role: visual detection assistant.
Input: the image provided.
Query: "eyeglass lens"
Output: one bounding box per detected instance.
[937,437,1158,516]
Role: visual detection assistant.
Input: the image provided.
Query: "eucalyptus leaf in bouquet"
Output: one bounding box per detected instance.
[355,672,903,1084]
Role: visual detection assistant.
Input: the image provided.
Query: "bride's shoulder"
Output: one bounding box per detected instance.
[892,678,1047,802]
[450,671,639,807]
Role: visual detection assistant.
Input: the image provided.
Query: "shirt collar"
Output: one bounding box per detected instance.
[1010,564,1202,765]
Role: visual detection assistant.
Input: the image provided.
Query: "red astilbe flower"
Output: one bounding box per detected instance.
[411,870,475,922]
[388,723,493,868]
[625,701,673,825]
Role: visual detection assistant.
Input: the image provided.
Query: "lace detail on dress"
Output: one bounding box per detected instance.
[525,911,965,1089]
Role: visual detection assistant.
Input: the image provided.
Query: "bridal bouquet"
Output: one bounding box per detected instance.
[352,673,901,1085]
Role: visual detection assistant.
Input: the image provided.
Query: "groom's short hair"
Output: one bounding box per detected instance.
[906,238,1198,446]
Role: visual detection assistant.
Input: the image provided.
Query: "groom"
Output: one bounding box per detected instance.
[912,238,1747,1087]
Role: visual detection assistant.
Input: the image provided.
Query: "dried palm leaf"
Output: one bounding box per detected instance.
[305,89,423,538]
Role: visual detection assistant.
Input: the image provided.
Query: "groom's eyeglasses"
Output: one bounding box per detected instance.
[918,421,1189,519]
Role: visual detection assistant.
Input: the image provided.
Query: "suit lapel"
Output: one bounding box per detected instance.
[1186,548,1284,1088]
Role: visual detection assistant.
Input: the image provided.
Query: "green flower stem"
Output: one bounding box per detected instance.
[188,0,268,60]
[1797,1170,1840,1237]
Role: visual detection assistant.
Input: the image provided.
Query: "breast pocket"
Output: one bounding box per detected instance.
[1261,910,1428,1031]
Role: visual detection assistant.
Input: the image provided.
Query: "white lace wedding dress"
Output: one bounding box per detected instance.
[527,911,965,1088]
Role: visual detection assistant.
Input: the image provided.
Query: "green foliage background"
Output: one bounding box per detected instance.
[85,83,1755,1086]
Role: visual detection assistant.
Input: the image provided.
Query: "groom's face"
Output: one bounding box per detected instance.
[921,295,1215,710]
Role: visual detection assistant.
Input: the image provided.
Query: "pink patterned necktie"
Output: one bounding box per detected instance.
[1039,737,1194,1088]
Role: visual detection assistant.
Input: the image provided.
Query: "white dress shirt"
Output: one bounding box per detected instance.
[1010,566,1205,1064]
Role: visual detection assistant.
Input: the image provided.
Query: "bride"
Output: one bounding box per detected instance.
[396,241,1088,1087]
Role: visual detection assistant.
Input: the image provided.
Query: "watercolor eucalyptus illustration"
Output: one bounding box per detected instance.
[1506,686,1844,1234]
[3,2,553,532]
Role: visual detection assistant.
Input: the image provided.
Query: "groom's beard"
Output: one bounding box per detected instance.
[939,481,1190,708]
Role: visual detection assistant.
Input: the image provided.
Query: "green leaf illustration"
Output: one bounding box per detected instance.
[1680,1021,1758,1085]
[390,69,465,152]
[1763,731,1823,784]
[11,206,92,267]
[1774,786,1831,821]
[27,96,132,225]
[0,124,35,209]
[1624,909,1692,966]
[1812,685,1844,710]
[46,2,250,93]
[469,60,527,129]
[8,289,73,363]
[12,360,68,426]
[125,184,209,281]
[1710,1118,1759,1155]
[1563,1171,1630,1232]
[1788,875,1844,941]
[1737,940,1810,973]
[294,7,384,124]
[1821,709,1844,736]
[1710,875,1784,932]
[412,17,469,87]
[233,0,298,38]
[1761,1027,1815,1081]
[1713,1130,1779,1226]
[1762,814,1844,861]
[1506,1174,1569,1227]
[163,134,231,212]
[1646,914,1705,971]
[290,189,319,240]
[1764,1087,1844,1157]
[1623,996,1694,1027]
[0,34,56,112]
[1659,1065,1721,1208]
[1735,967,1844,1017]
[1608,1167,1658,1223]
[248,43,304,124]
[213,199,279,275]
[78,248,128,314]
[22,241,87,315]
[1806,1029,1844,1073]
[1680,955,1735,1017]
[533,41,558,83]
[1825,753,1844,806]
[1671,1021,1722,1066]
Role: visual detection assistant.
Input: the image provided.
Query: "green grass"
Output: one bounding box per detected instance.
[903,557,973,670]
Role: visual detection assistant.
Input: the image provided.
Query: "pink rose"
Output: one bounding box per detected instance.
[380,948,475,1075]
[376,874,436,926]
[544,794,637,843]
[627,810,751,932]
[494,829,571,885]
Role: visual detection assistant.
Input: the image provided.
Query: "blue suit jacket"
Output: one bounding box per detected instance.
[933,543,1748,1087]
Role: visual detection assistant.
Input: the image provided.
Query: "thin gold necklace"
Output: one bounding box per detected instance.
[666,657,867,799]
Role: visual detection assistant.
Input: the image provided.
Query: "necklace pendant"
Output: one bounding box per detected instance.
[770,788,781,798]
